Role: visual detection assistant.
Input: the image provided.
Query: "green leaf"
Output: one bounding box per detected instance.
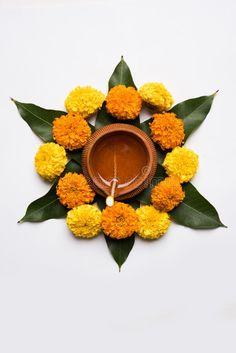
[19,161,81,223]
[95,194,106,211]
[67,150,82,165]
[95,102,114,129]
[88,122,95,133]
[105,234,135,271]
[63,159,82,174]
[125,198,140,209]
[155,145,166,165]
[19,180,67,223]
[170,183,226,229]
[12,99,66,142]
[136,165,166,204]
[140,118,152,136]
[170,92,218,140]
[108,56,136,90]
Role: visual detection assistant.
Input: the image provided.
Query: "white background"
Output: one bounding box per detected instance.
[0,1,236,352]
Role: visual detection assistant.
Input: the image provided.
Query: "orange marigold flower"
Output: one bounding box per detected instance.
[101,202,139,239]
[150,112,185,150]
[106,85,142,120]
[56,172,95,208]
[151,176,185,212]
[52,112,91,150]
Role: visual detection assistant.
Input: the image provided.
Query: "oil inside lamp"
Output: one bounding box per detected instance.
[82,124,157,202]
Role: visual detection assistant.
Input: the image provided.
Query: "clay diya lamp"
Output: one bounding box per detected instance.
[82,124,157,205]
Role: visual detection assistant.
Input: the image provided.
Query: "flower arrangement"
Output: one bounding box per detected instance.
[13,57,226,270]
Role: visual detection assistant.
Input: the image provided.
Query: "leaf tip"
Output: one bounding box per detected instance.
[214,90,219,96]
[10,97,15,102]
[17,219,24,224]
[121,55,124,60]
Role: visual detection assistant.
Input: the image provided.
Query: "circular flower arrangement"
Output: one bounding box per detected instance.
[13,57,226,270]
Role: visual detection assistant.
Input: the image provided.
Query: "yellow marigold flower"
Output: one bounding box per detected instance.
[163,146,199,183]
[151,176,185,212]
[101,202,139,239]
[52,112,91,150]
[56,172,95,208]
[150,112,185,150]
[66,205,101,238]
[139,82,174,111]
[136,206,170,240]
[34,142,67,181]
[106,85,142,120]
[65,86,105,118]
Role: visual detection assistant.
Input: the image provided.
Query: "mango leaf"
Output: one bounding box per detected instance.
[86,122,95,134]
[170,183,226,229]
[125,198,140,209]
[19,161,81,223]
[63,159,82,174]
[170,92,217,140]
[12,99,66,142]
[95,102,114,129]
[18,180,67,223]
[105,235,135,271]
[140,118,152,136]
[136,165,166,204]
[67,150,82,165]
[155,145,166,165]
[95,194,106,211]
[108,56,136,89]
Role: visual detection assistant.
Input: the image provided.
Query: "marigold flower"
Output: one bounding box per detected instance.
[151,176,185,212]
[66,205,101,238]
[34,142,67,181]
[139,82,174,111]
[52,112,91,150]
[150,112,185,149]
[56,172,95,208]
[163,146,199,183]
[106,85,142,120]
[136,206,170,240]
[101,202,139,239]
[65,86,105,118]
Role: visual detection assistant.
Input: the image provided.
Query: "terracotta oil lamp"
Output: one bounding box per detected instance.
[82,124,157,206]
